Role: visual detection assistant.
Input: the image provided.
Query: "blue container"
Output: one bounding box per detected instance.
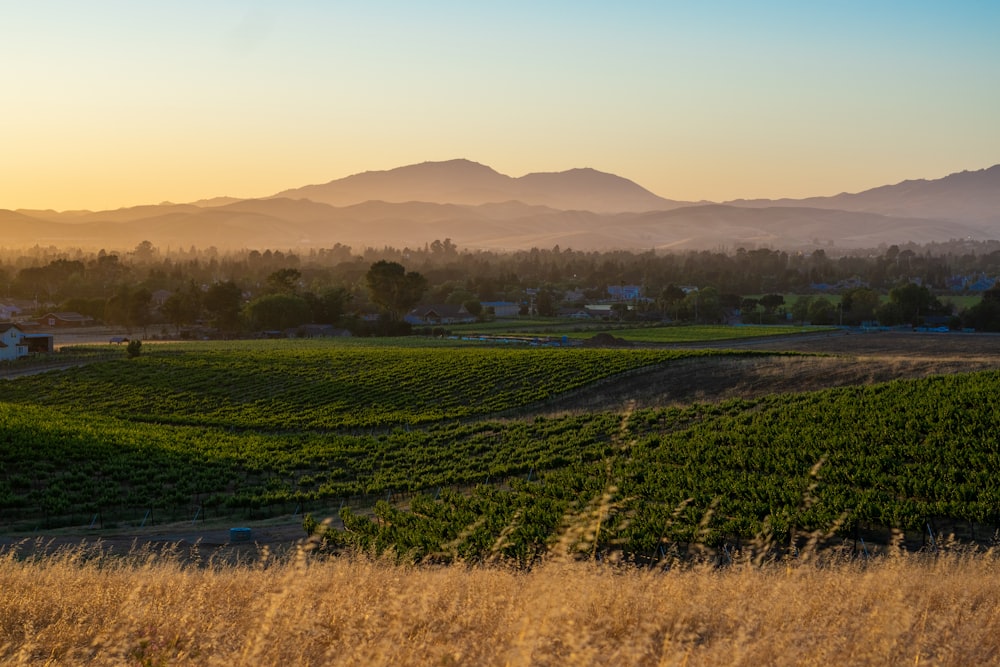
[230,527,252,542]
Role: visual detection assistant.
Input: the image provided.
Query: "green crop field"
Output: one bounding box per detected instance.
[451,323,832,343]
[0,341,749,429]
[330,370,1000,562]
[542,324,827,343]
[2,337,998,564]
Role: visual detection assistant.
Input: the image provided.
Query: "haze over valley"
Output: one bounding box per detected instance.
[6,160,999,253]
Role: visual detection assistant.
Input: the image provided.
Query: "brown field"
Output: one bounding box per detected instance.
[2,541,999,666]
[541,330,1000,413]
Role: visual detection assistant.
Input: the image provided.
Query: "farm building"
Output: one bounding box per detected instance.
[22,333,54,354]
[584,304,618,319]
[40,312,95,327]
[558,307,593,319]
[405,304,476,325]
[480,301,520,318]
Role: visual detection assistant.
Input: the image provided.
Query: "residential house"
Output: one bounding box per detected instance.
[607,284,642,301]
[969,277,996,292]
[584,304,617,319]
[480,301,520,318]
[0,324,29,361]
[0,303,22,321]
[558,307,592,319]
[405,304,476,325]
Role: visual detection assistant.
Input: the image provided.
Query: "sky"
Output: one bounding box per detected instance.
[2,1,999,211]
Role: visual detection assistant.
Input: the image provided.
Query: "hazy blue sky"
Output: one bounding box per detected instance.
[3,1,998,209]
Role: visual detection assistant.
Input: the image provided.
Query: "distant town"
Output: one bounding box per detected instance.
[2,237,1000,362]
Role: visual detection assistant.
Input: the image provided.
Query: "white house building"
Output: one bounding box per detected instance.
[0,324,29,362]
[480,301,520,318]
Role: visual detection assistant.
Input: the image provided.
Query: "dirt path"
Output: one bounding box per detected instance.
[0,361,105,380]
[0,519,312,563]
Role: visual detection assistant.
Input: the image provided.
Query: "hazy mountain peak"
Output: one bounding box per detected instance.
[389,158,499,173]
[273,159,684,212]
[725,163,1000,223]
[9,160,998,253]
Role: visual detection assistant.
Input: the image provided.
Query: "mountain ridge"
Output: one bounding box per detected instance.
[725,164,1000,223]
[273,159,688,213]
[7,160,999,252]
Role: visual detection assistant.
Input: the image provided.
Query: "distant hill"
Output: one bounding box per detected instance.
[273,159,688,213]
[727,164,1000,225]
[4,199,986,253]
[7,160,998,252]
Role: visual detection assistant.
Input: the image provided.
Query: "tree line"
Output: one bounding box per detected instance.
[2,238,1000,333]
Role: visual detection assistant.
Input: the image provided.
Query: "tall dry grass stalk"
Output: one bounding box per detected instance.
[2,539,999,666]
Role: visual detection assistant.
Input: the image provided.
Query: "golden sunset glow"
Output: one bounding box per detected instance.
[2,2,998,212]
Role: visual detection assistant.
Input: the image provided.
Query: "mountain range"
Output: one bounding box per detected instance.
[6,159,999,252]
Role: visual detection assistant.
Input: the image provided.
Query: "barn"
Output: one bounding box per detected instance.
[41,312,95,327]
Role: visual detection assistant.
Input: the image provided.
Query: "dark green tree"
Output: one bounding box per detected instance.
[759,293,785,313]
[129,287,153,335]
[105,285,151,333]
[535,290,556,317]
[610,302,631,321]
[204,281,243,332]
[840,287,880,325]
[684,287,722,323]
[463,300,483,319]
[658,284,686,319]
[791,295,813,325]
[740,297,760,323]
[245,294,312,331]
[807,297,836,325]
[160,282,203,332]
[266,268,301,295]
[885,282,941,325]
[962,283,1000,331]
[305,286,351,325]
[364,261,427,321]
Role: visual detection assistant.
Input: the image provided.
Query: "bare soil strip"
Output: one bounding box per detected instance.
[539,332,998,414]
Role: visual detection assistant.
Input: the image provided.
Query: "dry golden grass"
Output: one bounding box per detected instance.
[2,540,999,666]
